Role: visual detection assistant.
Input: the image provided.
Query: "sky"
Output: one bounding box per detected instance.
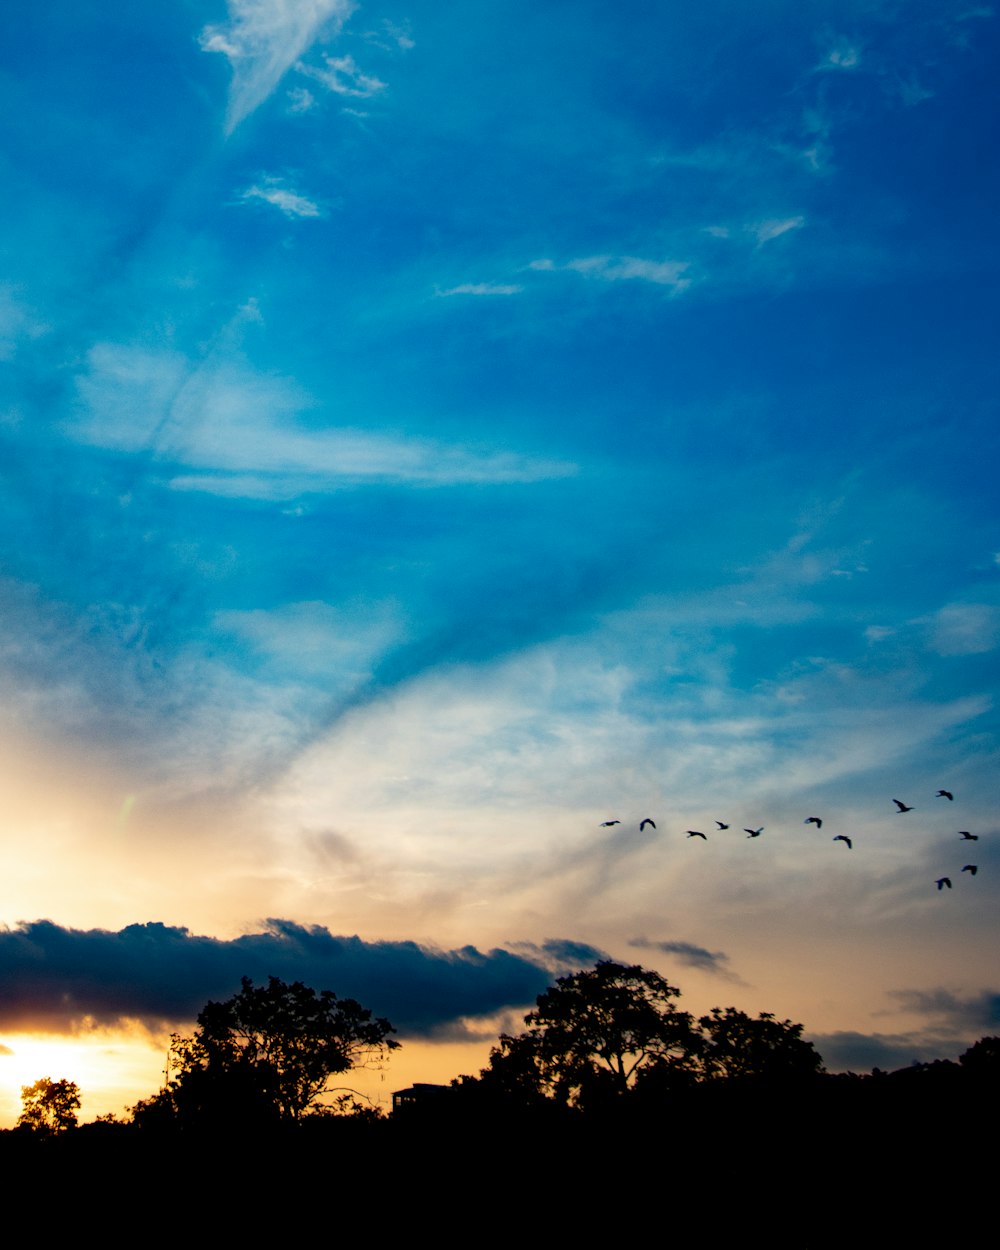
[1,0,998,1123]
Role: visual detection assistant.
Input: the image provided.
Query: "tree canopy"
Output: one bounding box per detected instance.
[958,1034,1000,1079]
[697,1006,824,1080]
[474,961,826,1109]
[17,1077,81,1135]
[480,961,699,1107]
[138,975,398,1127]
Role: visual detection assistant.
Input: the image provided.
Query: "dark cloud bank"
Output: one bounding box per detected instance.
[812,985,1000,1072]
[0,919,604,1036]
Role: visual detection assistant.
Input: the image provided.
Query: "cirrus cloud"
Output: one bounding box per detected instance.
[201,0,356,134]
[529,255,691,293]
[240,178,323,218]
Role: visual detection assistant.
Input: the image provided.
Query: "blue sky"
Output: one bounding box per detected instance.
[1,0,998,1118]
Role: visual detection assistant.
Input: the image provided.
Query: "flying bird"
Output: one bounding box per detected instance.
[804,817,823,829]
[600,820,621,827]
[935,877,952,890]
[893,800,914,813]
[744,827,764,838]
[959,831,978,841]
[962,864,978,876]
[715,821,729,830]
[686,830,707,840]
[833,835,852,849]
[640,818,656,831]
[936,790,954,801]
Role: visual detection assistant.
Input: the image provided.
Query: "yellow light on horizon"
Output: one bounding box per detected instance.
[0,1030,169,1129]
[0,1027,496,1127]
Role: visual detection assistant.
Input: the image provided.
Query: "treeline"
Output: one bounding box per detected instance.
[4,961,997,1161]
[5,961,999,1136]
[3,962,994,1237]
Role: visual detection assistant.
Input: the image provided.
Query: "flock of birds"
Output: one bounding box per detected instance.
[599,790,981,892]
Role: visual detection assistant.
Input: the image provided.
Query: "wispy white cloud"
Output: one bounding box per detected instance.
[258,602,996,952]
[296,53,386,98]
[435,283,524,297]
[200,0,355,134]
[927,603,1000,656]
[167,445,575,497]
[0,286,47,359]
[69,343,576,496]
[699,215,809,250]
[747,216,805,245]
[530,255,691,293]
[286,86,317,114]
[215,600,402,681]
[240,178,322,218]
[363,19,415,52]
[818,38,862,71]
[893,77,934,107]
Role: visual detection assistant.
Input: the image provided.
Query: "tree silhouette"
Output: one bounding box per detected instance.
[696,1006,824,1080]
[959,1035,1000,1081]
[140,976,398,1127]
[17,1077,81,1134]
[480,961,698,1108]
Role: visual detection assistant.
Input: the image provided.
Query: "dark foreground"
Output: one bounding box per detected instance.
[3,1066,992,1243]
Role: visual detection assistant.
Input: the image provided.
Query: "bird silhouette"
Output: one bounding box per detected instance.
[686,830,707,840]
[962,864,978,876]
[640,818,656,831]
[936,790,954,801]
[833,835,852,849]
[959,831,978,841]
[600,820,621,827]
[715,821,729,830]
[893,800,914,813]
[744,827,764,838]
[804,817,823,829]
[936,877,952,890]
